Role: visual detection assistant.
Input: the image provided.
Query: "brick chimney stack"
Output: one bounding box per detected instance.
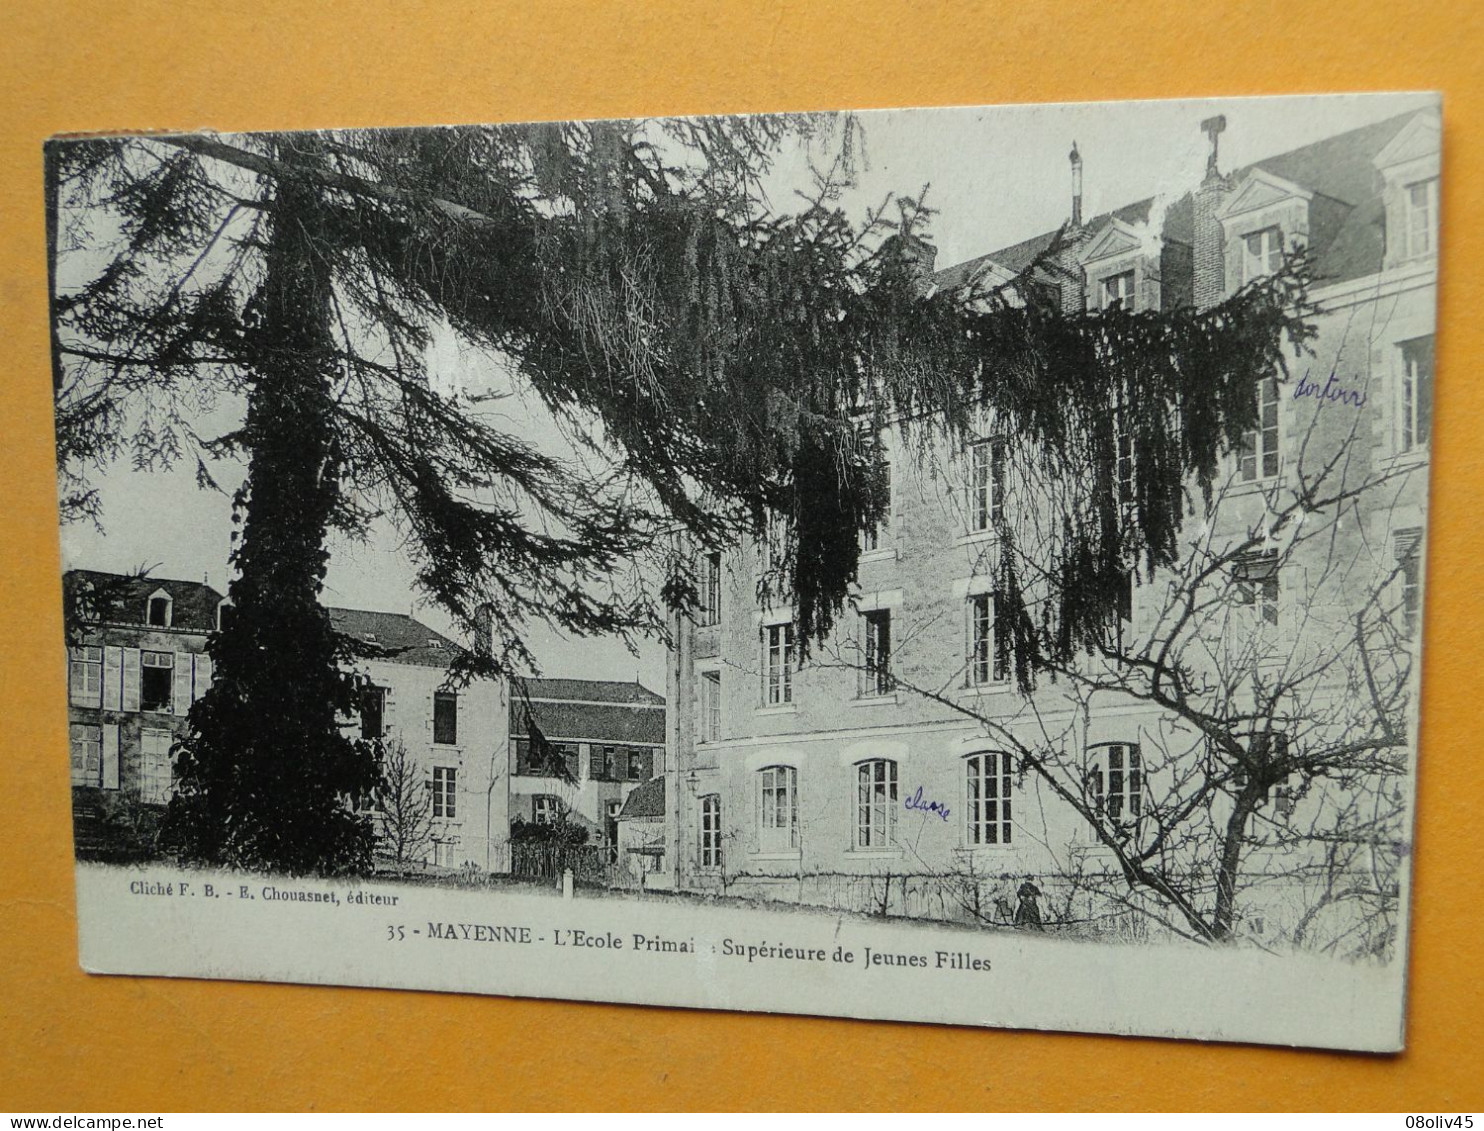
[1069,141,1083,228]
[1193,114,1230,310]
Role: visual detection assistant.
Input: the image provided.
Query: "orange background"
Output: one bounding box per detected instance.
[2,0,1481,1112]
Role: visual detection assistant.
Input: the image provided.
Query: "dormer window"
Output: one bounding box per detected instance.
[1404,178,1439,259]
[146,590,172,628]
[216,600,233,631]
[1100,270,1136,310]
[1241,227,1283,284]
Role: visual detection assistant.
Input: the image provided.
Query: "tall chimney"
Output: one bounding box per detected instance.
[1069,141,1083,228]
[1193,115,1231,310]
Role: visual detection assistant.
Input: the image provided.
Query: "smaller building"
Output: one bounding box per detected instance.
[65,570,224,858]
[615,776,669,888]
[508,678,665,860]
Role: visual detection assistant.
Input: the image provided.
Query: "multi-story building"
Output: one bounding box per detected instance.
[65,569,507,871]
[664,108,1437,944]
[508,677,666,866]
[330,606,507,871]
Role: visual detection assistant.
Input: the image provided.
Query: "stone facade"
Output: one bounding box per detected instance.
[664,108,1438,944]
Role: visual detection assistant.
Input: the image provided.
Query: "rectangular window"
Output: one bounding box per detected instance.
[533,794,558,825]
[628,749,645,780]
[1112,395,1135,517]
[700,794,723,868]
[69,646,103,708]
[140,728,174,804]
[1240,376,1280,481]
[432,691,458,745]
[856,759,898,849]
[1242,226,1284,283]
[69,723,102,787]
[697,551,722,626]
[862,455,892,551]
[360,686,385,741]
[1234,551,1280,627]
[431,766,457,819]
[968,437,1006,533]
[698,670,721,743]
[597,745,616,781]
[1399,336,1434,453]
[1396,529,1423,638]
[1405,178,1439,258]
[1101,270,1135,310]
[758,765,798,853]
[139,651,174,713]
[968,593,1005,686]
[861,609,892,696]
[763,623,794,705]
[965,751,1013,846]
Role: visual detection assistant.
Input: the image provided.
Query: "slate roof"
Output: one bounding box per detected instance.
[65,569,225,633]
[618,776,666,820]
[935,110,1420,295]
[520,677,664,706]
[328,607,464,668]
[510,678,666,745]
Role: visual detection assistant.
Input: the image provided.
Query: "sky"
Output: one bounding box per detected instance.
[58,90,1439,692]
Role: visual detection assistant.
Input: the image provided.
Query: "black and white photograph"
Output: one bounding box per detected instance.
[48,91,1439,1050]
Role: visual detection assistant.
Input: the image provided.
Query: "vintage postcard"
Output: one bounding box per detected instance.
[49,91,1439,1050]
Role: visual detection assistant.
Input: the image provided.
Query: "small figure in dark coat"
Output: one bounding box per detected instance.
[1015,879,1044,930]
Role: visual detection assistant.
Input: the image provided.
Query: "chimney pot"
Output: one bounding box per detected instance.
[1069,141,1084,228]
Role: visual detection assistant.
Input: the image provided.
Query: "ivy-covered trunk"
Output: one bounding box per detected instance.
[161,167,379,875]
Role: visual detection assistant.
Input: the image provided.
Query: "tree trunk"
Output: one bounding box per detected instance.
[163,159,379,874]
[1212,785,1262,940]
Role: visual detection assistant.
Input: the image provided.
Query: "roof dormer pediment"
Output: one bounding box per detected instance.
[1374,111,1441,171]
[1217,169,1313,223]
[1078,218,1145,265]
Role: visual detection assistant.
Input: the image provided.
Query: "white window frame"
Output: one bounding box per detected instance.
[967,435,1006,533]
[432,690,458,746]
[1240,376,1280,482]
[855,758,898,849]
[860,608,893,697]
[139,727,174,805]
[1241,226,1284,284]
[1088,742,1143,829]
[139,650,175,713]
[967,592,1005,687]
[1234,550,1280,628]
[762,622,794,706]
[1100,269,1136,310]
[757,765,799,853]
[533,794,560,825]
[697,551,722,626]
[699,794,724,869]
[431,765,457,819]
[146,589,173,628]
[964,750,1013,846]
[698,668,721,742]
[1404,177,1439,259]
[1398,336,1434,454]
[1395,529,1423,639]
[69,645,103,708]
[69,723,103,787]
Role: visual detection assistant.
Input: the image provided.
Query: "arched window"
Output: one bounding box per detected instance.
[699,794,723,868]
[965,751,1013,846]
[1087,742,1143,827]
[855,759,897,849]
[146,589,172,628]
[757,765,798,852]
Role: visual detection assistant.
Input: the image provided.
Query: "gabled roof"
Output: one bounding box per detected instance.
[618,776,666,820]
[328,607,464,668]
[65,569,225,633]
[935,109,1427,295]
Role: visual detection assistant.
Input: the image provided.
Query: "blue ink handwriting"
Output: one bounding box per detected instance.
[1292,373,1366,408]
[904,785,951,821]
